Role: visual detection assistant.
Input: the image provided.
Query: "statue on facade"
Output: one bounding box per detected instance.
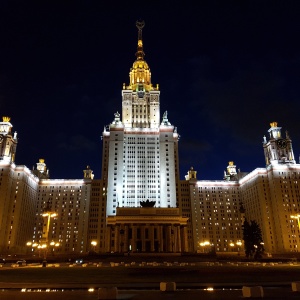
[140,199,156,207]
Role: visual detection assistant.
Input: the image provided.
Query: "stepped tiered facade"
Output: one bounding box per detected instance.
[1,22,300,256]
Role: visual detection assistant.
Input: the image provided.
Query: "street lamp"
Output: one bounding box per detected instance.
[26,242,32,255]
[31,243,40,257]
[236,241,242,256]
[291,214,300,230]
[41,210,57,260]
[200,241,211,253]
[42,212,57,241]
[236,241,242,247]
[49,241,60,255]
[291,214,300,251]
[91,241,97,252]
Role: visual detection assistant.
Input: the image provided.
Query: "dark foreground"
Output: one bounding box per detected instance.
[1,260,300,299]
[1,287,300,300]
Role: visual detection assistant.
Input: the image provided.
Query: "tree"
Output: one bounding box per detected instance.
[242,219,264,260]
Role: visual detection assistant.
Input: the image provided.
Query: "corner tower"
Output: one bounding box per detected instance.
[263,122,296,166]
[103,21,180,216]
[0,116,17,164]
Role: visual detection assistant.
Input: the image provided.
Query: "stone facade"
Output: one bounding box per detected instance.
[106,207,188,253]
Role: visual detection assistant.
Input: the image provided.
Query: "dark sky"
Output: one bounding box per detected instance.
[1,1,300,180]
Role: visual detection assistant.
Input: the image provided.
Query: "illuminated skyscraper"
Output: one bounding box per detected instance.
[102,20,180,216]
[2,21,300,257]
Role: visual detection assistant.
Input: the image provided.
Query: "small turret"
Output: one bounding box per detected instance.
[32,158,50,179]
[224,161,237,181]
[83,165,94,179]
[263,122,295,166]
[185,166,197,180]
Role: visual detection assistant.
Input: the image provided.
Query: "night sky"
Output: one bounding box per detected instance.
[1,1,300,180]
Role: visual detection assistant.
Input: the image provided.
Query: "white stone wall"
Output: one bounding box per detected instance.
[35,179,92,254]
[190,180,242,253]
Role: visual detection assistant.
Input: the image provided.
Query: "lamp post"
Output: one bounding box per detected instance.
[42,212,57,242]
[291,214,300,251]
[49,241,60,255]
[31,243,39,257]
[91,241,97,253]
[236,241,242,256]
[41,210,57,261]
[26,242,32,255]
[291,214,300,230]
[200,241,211,253]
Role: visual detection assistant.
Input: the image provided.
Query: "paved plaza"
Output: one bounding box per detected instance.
[1,258,300,299]
[1,287,300,300]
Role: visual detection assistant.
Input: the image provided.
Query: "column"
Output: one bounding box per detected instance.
[154,225,160,252]
[177,225,182,252]
[173,226,178,252]
[124,225,129,252]
[141,225,145,252]
[115,225,119,253]
[183,226,188,252]
[150,225,155,252]
[105,226,111,253]
[157,225,161,252]
[132,225,137,252]
[167,226,172,252]
[119,226,125,253]
[161,225,165,252]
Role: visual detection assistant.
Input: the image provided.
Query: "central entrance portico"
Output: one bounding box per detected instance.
[106,207,188,253]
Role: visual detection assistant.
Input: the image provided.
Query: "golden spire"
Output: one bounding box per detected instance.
[128,20,154,91]
[135,20,145,61]
[270,122,277,128]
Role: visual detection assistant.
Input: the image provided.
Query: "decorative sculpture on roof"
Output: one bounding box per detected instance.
[161,111,171,126]
[111,111,122,125]
[140,199,156,207]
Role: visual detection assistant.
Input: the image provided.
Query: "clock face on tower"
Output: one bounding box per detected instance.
[277,139,287,149]
[137,91,144,98]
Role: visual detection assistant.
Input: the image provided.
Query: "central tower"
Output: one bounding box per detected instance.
[122,20,160,129]
[103,21,180,216]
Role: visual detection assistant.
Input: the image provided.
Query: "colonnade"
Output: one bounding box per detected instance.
[105,223,188,253]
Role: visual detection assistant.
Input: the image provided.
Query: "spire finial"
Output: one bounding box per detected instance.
[135,19,145,60]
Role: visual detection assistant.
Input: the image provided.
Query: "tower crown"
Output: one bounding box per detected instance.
[0,116,13,135]
[268,121,282,139]
[125,20,158,92]
[3,116,10,122]
[121,20,161,129]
